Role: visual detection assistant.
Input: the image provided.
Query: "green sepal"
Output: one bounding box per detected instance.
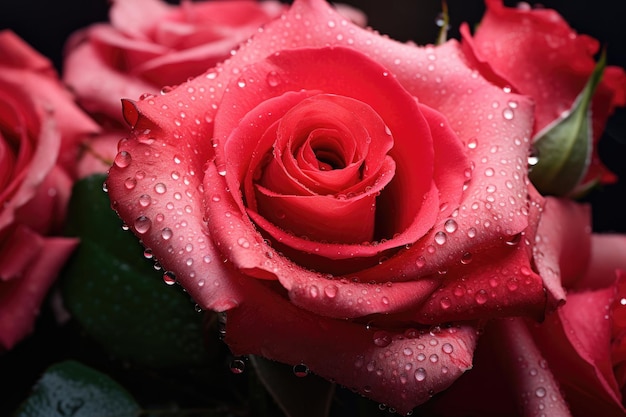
[529,49,607,196]
[13,360,140,417]
[60,174,209,369]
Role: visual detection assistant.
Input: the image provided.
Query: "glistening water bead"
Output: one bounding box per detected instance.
[293,363,310,377]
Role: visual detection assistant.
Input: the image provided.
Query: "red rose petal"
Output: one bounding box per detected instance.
[530,287,626,416]
[578,234,626,290]
[0,229,77,350]
[225,282,478,415]
[63,31,160,123]
[494,317,573,417]
[532,197,592,307]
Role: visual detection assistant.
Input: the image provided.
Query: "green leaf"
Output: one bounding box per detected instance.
[249,356,335,417]
[61,174,209,369]
[14,360,139,417]
[529,49,607,196]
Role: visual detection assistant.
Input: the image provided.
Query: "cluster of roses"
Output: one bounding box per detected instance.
[2,0,626,415]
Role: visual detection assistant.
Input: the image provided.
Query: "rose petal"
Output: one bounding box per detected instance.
[225,282,478,414]
[63,32,159,123]
[533,197,592,307]
[0,110,59,232]
[105,103,244,311]
[0,230,77,350]
[109,0,171,41]
[578,234,626,290]
[530,287,626,416]
[492,317,573,417]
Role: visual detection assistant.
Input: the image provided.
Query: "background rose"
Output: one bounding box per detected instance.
[0,31,97,350]
[62,0,285,125]
[462,0,626,195]
[104,0,589,412]
[63,0,366,177]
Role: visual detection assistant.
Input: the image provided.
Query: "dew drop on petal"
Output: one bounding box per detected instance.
[444,219,458,233]
[461,252,473,265]
[163,271,176,285]
[414,368,427,382]
[434,231,447,245]
[293,363,309,377]
[134,216,151,234]
[324,285,338,298]
[161,227,173,240]
[124,178,137,190]
[154,183,167,194]
[373,330,392,347]
[442,343,454,354]
[114,151,131,168]
[266,71,282,87]
[230,358,246,374]
[475,290,488,305]
[138,194,151,207]
[237,237,250,248]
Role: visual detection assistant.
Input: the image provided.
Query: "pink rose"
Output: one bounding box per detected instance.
[106,0,623,413]
[462,0,626,194]
[63,0,286,125]
[423,229,626,417]
[0,31,98,350]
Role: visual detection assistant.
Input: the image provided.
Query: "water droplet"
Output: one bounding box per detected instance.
[460,252,473,265]
[475,290,488,305]
[444,219,458,233]
[237,237,250,248]
[502,108,514,120]
[124,177,137,190]
[467,138,478,149]
[403,348,413,357]
[535,387,546,398]
[163,271,176,285]
[237,78,247,88]
[230,358,246,374]
[442,343,454,354]
[293,363,309,377]
[134,216,151,234]
[414,368,427,382]
[138,194,151,207]
[415,256,426,269]
[434,231,447,245]
[505,233,522,246]
[154,183,167,194]
[324,285,338,298]
[373,330,392,347]
[467,228,477,238]
[143,248,153,259]
[266,71,282,87]
[161,228,173,240]
[440,297,452,309]
[114,151,131,168]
